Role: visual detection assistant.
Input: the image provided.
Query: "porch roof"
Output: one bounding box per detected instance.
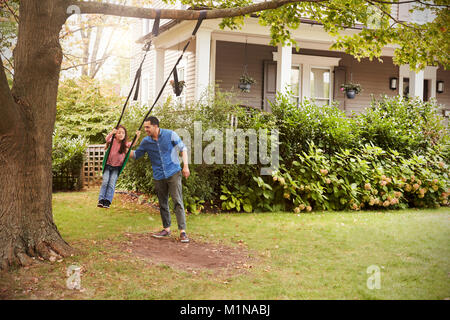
[136,16,396,57]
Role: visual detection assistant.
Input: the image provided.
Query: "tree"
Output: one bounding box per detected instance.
[0,0,448,270]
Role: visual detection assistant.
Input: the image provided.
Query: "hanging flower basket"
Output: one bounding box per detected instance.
[340,82,362,99]
[170,80,186,95]
[238,74,255,93]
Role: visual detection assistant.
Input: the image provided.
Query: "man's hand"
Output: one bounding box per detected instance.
[182,165,190,179]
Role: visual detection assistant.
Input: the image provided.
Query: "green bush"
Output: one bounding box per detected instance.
[357,96,448,156]
[117,89,276,213]
[52,130,88,191]
[271,94,359,166]
[56,77,122,144]
[271,142,449,212]
[116,90,449,213]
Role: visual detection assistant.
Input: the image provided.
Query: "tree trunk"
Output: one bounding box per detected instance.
[0,0,74,270]
[0,0,332,270]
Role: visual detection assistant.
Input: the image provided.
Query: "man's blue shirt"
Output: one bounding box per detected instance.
[133,129,187,180]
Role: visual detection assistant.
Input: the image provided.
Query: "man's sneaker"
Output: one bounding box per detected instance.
[103,200,111,209]
[152,229,171,239]
[180,232,190,243]
[97,200,104,208]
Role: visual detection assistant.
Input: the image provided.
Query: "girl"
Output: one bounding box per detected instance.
[98,125,138,208]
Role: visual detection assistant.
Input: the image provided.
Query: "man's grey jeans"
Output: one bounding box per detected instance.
[154,170,186,231]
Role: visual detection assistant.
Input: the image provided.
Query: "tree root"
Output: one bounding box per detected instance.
[0,237,76,271]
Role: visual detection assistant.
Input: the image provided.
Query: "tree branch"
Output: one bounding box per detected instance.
[60,57,111,71]
[2,1,19,24]
[70,0,327,20]
[370,0,449,8]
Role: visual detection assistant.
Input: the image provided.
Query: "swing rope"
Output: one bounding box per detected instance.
[103,10,207,176]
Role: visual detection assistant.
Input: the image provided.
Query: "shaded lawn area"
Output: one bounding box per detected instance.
[1,190,449,300]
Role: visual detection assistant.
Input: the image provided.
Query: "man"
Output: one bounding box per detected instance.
[131,116,190,243]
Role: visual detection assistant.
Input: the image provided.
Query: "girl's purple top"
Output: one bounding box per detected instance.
[106,133,131,167]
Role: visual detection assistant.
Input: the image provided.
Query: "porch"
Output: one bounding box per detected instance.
[141,17,450,114]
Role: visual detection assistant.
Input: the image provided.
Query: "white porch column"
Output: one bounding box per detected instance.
[276,43,292,95]
[409,69,424,99]
[302,64,311,100]
[153,48,165,98]
[195,29,212,101]
[209,38,216,95]
[425,66,438,99]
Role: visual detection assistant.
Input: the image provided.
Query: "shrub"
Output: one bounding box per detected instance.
[52,130,87,191]
[117,91,449,213]
[56,77,122,144]
[357,96,448,156]
[117,89,274,213]
[272,142,449,212]
[271,93,360,166]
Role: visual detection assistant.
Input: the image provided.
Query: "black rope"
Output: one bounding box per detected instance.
[173,67,181,96]
[106,10,207,174]
[103,11,163,172]
[136,10,207,132]
[152,9,161,37]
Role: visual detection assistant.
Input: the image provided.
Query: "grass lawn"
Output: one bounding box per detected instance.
[1,190,449,300]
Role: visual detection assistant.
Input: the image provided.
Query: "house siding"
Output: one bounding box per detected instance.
[129,1,184,105]
[215,41,276,109]
[337,55,399,114]
[214,42,399,112]
[185,42,196,104]
[436,67,450,109]
[295,49,399,114]
[130,2,447,115]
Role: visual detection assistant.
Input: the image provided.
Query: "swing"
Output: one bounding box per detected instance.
[102,10,207,176]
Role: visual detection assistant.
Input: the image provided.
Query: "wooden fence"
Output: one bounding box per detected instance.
[52,166,83,191]
[83,144,106,187]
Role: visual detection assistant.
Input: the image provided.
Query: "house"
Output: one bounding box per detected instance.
[129,1,450,116]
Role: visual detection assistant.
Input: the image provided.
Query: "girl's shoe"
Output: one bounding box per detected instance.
[103,200,111,209]
[97,200,104,208]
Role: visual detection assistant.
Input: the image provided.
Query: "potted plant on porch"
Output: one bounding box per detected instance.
[170,80,186,95]
[340,82,362,99]
[238,73,255,93]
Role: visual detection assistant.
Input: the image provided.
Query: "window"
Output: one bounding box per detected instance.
[290,65,301,105]
[310,67,331,106]
[272,53,341,106]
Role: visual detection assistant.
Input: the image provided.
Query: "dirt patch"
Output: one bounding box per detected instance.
[120,232,255,273]
[115,191,160,212]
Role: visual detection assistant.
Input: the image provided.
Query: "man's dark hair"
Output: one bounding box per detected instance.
[145,116,159,127]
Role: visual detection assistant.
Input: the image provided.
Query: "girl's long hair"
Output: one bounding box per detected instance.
[106,125,129,154]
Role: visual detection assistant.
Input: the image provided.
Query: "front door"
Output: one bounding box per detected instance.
[263,60,277,112]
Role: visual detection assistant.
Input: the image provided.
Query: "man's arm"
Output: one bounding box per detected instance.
[170,130,189,178]
[132,132,145,160]
[129,131,141,158]
[181,149,190,179]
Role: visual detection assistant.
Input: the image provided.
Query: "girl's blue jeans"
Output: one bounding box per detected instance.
[98,165,120,203]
